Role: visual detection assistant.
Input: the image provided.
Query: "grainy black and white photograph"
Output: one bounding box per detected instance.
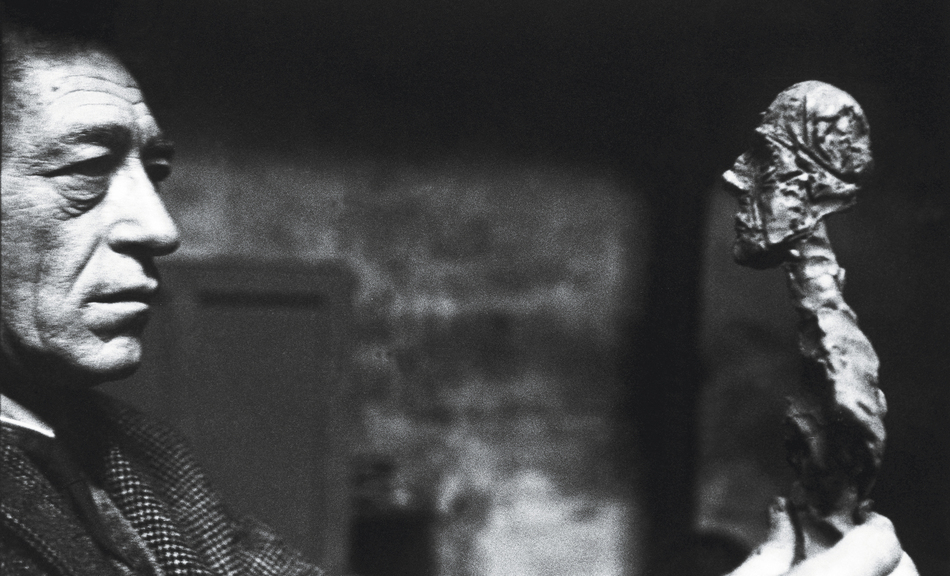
[1,0,947,575]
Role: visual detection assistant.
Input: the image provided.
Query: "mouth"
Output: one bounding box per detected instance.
[733,215,751,234]
[91,287,157,305]
[84,285,158,329]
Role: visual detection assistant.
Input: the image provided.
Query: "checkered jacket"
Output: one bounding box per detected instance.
[0,391,324,576]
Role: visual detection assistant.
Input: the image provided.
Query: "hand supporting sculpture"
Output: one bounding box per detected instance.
[721,81,916,575]
[728,497,916,576]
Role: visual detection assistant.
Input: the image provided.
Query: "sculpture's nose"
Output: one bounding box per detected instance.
[721,151,755,198]
[721,169,744,197]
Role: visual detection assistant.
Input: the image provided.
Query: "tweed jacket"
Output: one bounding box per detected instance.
[0,391,324,576]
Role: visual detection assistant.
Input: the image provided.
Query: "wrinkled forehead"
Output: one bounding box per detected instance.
[8,47,158,143]
[26,48,143,106]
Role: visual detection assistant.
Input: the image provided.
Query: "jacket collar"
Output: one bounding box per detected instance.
[1,425,121,576]
[1,394,56,438]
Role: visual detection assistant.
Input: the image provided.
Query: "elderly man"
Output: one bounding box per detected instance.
[0,3,914,576]
[0,5,323,575]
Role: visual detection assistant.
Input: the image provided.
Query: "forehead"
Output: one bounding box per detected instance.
[10,47,158,141]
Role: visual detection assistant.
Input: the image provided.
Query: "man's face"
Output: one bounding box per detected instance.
[1,47,180,385]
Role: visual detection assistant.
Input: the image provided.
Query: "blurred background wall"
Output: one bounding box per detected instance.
[97,0,949,574]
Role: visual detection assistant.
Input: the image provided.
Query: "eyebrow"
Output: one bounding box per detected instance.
[143,137,175,161]
[53,125,174,160]
[60,124,133,149]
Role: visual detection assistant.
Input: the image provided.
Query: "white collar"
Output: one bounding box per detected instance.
[0,394,56,438]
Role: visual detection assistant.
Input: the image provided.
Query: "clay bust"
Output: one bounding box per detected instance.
[721,81,873,269]
[718,82,919,574]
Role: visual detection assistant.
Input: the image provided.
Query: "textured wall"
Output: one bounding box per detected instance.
[156,141,651,575]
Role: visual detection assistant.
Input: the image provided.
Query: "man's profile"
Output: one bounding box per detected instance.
[0,3,322,574]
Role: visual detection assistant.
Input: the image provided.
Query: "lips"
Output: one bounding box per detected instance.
[91,286,157,305]
[83,284,158,331]
[733,215,753,233]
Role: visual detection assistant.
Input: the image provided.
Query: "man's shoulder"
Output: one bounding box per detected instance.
[85,394,326,576]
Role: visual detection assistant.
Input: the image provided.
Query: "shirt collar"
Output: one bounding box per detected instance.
[1,394,56,438]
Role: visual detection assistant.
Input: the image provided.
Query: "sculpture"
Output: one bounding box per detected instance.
[721,81,888,562]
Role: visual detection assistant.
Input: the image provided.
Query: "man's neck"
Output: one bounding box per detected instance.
[0,356,92,433]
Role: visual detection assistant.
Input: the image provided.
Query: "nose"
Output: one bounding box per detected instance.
[722,152,754,198]
[721,169,744,198]
[105,162,181,257]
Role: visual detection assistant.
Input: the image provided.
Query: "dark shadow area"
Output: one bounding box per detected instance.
[655,533,749,576]
[351,458,438,576]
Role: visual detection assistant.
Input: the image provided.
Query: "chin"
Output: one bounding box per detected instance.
[69,337,145,385]
[733,239,786,270]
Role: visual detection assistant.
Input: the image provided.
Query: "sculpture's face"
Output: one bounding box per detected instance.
[721,81,872,269]
[1,46,180,386]
[721,132,807,269]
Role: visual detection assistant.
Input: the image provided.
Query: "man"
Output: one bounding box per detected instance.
[0,5,323,575]
[0,3,913,576]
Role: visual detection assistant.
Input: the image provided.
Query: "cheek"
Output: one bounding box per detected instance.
[756,173,811,241]
[35,220,104,311]
[3,213,100,334]
[750,174,783,216]
[1,203,48,336]
[735,193,761,227]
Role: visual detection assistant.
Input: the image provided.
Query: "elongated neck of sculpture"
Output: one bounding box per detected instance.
[785,223,844,320]
[779,221,888,563]
[784,223,885,452]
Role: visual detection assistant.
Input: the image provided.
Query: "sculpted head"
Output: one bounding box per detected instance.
[1,10,180,390]
[721,81,873,268]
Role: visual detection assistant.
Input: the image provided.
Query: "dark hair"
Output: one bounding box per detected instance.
[1,0,118,151]
[1,0,118,41]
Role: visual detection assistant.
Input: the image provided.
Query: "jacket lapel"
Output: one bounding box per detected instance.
[100,442,211,576]
[1,428,121,576]
[87,394,211,576]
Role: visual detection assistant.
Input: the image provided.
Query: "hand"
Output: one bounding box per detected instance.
[727,498,918,576]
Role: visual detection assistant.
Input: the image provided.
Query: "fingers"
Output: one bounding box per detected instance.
[785,512,903,576]
[724,502,914,576]
[725,498,796,576]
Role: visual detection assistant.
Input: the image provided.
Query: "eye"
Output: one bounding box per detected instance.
[145,159,172,183]
[45,154,119,179]
[749,134,771,161]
